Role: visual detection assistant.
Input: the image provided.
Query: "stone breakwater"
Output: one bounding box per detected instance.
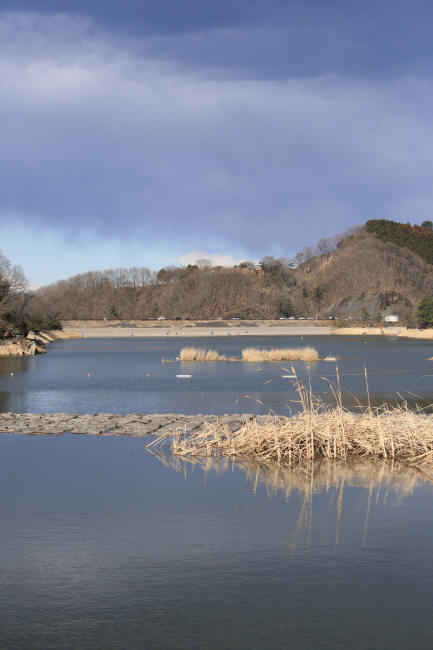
[0,413,270,436]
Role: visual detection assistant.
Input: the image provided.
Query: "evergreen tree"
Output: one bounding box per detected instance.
[416,296,433,327]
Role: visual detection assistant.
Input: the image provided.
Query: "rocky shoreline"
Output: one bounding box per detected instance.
[0,329,83,357]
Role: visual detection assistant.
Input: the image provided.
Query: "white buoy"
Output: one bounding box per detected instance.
[176,374,192,378]
[10,372,14,377]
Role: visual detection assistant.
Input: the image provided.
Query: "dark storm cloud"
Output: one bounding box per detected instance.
[4,1,433,80]
[2,8,433,261]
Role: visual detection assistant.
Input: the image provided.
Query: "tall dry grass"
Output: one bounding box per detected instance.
[179,347,228,361]
[241,347,319,362]
[150,368,433,467]
[179,346,319,362]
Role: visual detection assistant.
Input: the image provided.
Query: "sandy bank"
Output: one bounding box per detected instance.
[332,326,433,339]
[62,319,331,337]
[66,325,331,338]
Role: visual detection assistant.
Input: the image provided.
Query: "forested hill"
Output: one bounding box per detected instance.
[31,221,433,323]
[366,219,433,266]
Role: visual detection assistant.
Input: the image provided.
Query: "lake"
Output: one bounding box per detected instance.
[1,335,433,648]
[1,433,433,649]
[0,335,432,414]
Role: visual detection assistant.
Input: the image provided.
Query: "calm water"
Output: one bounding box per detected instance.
[1,434,433,649]
[0,335,432,414]
[2,336,433,647]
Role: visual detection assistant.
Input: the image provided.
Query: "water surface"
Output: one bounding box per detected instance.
[1,433,433,649]
[0,336,432,414]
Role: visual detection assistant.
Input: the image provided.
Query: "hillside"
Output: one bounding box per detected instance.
[365,219,433,266]
[31,222,433,323]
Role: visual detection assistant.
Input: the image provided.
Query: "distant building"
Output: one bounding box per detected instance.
[384,314,399,323]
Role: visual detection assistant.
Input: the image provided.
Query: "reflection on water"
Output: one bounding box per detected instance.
[2,434,433,649]
[151,451,432,548]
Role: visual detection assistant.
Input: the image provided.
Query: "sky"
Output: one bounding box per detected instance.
[2,1,433,286]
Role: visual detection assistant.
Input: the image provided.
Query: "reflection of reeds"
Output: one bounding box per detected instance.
[149,452,430,547]
[178,346,319,362]
[149,369,433,467]
[152,453,426,500]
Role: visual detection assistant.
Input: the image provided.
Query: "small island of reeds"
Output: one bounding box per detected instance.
[178,346,319,362]
[150,371,433,469]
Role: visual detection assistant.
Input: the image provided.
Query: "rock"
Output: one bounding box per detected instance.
[35,341,46,354]
[0,336,45,356]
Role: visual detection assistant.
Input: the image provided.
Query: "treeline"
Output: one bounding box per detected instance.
[28,222,433,322]
[366,219,433,266]
[0,251,61,337]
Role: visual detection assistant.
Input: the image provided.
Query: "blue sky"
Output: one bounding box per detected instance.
[2,1,433,286]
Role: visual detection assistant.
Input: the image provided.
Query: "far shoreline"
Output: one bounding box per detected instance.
[61,320,433,339]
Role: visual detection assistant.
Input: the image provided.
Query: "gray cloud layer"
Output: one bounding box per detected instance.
[1,11,433,258]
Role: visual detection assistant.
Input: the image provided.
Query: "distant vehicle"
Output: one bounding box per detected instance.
[279,316,285,320]
[157,316,166,321]
[147,317,155,320]
[232,316,241,320]
[307,317,314,320]
[298,317,306,320]
[327,316,334,320]
[288,316,295,320]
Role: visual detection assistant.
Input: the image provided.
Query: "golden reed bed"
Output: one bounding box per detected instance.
[178,346,319,362]
[150,369,433,467]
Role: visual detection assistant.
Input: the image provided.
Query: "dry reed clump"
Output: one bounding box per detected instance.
[151,371,433,467]
[165,407,433,466]
[179,346,319,362]
[179,347,229,361]
[241,347,319,362]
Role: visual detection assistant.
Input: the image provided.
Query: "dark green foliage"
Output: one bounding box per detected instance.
[178,264,198,280]
[366,219,433,266]
[277,298,294,318]
[416,296,433,327]
[361,307,371,321]
[0,309,62,336]
[421,220,433,231]
[108,304,120,320]
[314,286,327,302]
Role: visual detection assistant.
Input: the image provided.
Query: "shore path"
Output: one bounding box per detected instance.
[63,321,331,337]
[0,413,269,436]
[60,321,433,339]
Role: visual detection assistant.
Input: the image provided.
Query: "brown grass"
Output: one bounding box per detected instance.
[179,346,319,362]
[151,369,433,467]
[179,347,229,361]
[241,347,319,362]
